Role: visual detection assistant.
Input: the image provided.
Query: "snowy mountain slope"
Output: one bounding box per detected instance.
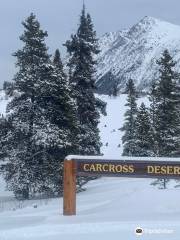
[96,16,180,94]
[98,94,149,158]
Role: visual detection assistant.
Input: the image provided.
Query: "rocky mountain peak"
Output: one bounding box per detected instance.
[96,17,180,94]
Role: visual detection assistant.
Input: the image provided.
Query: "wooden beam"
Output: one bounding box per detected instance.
[63,159,76,216]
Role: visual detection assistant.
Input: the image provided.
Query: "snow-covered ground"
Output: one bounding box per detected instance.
[1,178,180,240]
[0,94,180,240]
[99,94,149,158]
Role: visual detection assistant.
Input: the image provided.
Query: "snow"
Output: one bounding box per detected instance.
[98,94,150,158]
[96,16,180,92]
[66,155,180,162]
[1,178,180,239]
[0,90,10,116]
[1,94,180,239]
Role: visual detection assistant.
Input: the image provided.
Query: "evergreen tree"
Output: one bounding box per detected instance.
[2,14,79,198]
[64,4,101,155]
[53,49,66,78]
[0,116,11,163]
[122,79,138,156]
[112,80,119,97]
[155,50,180,157]
[148,81,159,155]
[149,82,157,129]
[134,103,153,156]
[41,49,81,193]
[3,13,51,199]
[150,50,180,189]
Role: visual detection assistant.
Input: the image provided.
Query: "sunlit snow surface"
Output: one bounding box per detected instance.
[0,94,180,240]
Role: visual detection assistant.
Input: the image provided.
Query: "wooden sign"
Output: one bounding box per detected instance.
[77,160,180,179]
[63,156,180,216]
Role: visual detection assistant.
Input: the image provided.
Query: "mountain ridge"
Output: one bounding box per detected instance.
[96,16,180,94]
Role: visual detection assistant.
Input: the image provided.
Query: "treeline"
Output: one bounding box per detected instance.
[122,50,180,188]
[0,6,105,199]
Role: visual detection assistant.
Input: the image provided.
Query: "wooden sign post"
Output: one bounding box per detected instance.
[63,156,180,216]
[63,159,76,215]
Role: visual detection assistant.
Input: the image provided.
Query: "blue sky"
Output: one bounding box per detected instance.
[1,0,180,85]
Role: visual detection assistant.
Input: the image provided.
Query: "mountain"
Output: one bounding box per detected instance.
[96,16,180,94]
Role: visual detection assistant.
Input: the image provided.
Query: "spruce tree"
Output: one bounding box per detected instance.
[155,50,179,157]
[3,13,51,199]
[64,5,101,155]
[148,81,159,155]
[53,49,66,78]
[150,50,180,189]
[0,116,10,163]
[2,14,79,198]
[134,103,153,156]
[41,49,81,193]
[122,79,138,156]
[112,80,119,97]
